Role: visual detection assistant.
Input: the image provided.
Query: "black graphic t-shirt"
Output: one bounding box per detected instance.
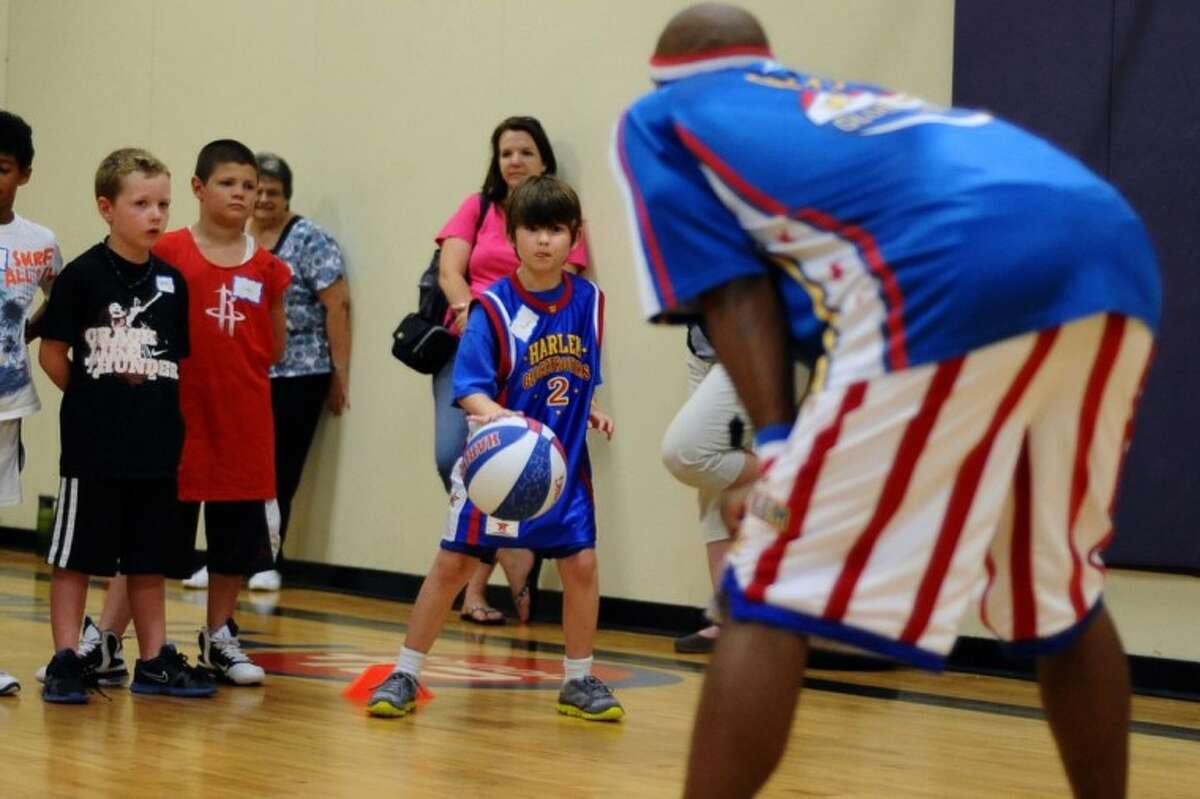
[41,242,190,478]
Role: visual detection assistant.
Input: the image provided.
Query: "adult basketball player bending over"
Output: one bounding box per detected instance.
[614,5,1161,797]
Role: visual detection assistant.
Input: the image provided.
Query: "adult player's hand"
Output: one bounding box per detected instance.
[588,409,615,440]
[719,482,753,537]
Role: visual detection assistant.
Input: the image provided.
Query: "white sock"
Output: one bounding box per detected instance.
[395,647,426,680]
[563,655,593,684]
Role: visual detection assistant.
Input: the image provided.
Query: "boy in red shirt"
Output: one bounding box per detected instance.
[154,139,290,684]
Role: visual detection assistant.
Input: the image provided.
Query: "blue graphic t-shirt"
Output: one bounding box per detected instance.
[268,216,347,378]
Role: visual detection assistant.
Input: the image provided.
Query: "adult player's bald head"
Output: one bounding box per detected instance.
[653,3,769,59]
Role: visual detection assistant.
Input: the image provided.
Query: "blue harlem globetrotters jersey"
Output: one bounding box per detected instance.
[613,50,1162,387]
[444,271,605,553]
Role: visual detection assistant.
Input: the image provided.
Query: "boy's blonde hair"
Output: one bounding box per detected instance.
[95,148,170,201]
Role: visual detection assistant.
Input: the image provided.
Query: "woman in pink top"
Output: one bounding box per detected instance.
[434,116,590,625]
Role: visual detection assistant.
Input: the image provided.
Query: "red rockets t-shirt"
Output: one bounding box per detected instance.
[154,229,291,500]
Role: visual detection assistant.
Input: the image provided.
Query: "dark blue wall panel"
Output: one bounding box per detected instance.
[953,0,1199,572]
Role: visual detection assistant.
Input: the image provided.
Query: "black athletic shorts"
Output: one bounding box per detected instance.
[180,499,280,576]
[46,477,192,578]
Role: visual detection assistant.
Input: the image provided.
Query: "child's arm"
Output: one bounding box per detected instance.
[270,293,287,364]
[588,397,614,440]
[38,340,70,391]
[460,392,517,425]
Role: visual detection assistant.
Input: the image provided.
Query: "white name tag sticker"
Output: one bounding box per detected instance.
[232,276,264,304]
[155,275,175,293]
[486,517,520,538]
[511,305,539,342]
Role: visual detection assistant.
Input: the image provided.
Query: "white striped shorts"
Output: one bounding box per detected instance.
[725,313,1154,669]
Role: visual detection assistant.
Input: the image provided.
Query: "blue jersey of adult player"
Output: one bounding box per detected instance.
[446,271,605,553]
[613,50,1161,387]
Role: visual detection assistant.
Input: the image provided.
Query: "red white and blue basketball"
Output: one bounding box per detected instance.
[462,417,567,521]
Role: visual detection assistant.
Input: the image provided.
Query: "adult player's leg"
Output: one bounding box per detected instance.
[685,620,808,798]
[1037,607,1129,798]
[1019,314,1152,798]
[49,568,88,652]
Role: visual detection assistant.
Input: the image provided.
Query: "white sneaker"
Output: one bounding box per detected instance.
[0,670,19,695]
[35,616,128,685]
[247,569,281,592]
[198,618,265,685]
[182,566,209,589]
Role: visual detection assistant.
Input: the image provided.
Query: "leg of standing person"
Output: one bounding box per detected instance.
[258,372,332,589]
[195,501,271,685]
[661,356,755,652]
[554,548,623,721]
[368,547,478,717]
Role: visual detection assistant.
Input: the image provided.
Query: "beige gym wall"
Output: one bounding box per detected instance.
[0,0,954,607]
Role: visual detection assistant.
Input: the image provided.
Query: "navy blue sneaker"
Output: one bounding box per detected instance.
[131,644,217,698]
[41,649,92,704]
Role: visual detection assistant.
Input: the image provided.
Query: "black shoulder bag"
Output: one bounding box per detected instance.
[392,195,491,374]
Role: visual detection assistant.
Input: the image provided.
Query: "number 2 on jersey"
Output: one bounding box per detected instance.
[546,376,571,407]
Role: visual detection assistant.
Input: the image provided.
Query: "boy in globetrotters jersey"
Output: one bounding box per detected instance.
[613,5,1160,797]
[369,176,623,722]
[0,110,62,698]
[153,139,291,686]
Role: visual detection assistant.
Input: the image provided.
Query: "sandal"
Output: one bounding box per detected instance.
[459,605,505,626]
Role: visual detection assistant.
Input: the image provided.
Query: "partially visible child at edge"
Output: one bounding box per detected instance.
[93,139,290,686]
[38,148,214,702]
[368,174,622,721]
[0,109,62,697]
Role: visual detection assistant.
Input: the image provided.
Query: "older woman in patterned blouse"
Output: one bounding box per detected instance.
[246,152,351,591]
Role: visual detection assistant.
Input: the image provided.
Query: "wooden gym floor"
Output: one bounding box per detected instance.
[0,549,1196,798]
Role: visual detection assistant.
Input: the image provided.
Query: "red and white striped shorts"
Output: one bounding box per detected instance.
[724,313,1154,669]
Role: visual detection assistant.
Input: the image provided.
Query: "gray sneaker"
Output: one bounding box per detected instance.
[556,675,624,721]
[367,671,419,718]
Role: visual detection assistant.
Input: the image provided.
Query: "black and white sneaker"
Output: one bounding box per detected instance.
[131,644,217,697]
[198,618,265,685]
[0,669,19,695]
[42,649,93,704]
[35,616,128,686]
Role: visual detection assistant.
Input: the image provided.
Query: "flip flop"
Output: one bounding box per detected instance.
[459,605,505,626]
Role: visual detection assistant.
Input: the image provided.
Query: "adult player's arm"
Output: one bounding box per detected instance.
[612,112,766,321]
[38,340,70,391]
[699,275,795,441]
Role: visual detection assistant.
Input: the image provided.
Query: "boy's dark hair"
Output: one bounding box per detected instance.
[256,152,293,199]
[505,175,582,242]
[194,139,257,183]
[0,110,34,171]
[481,116,558,204]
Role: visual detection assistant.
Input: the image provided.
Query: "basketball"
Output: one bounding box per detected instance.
[461,416,568,521]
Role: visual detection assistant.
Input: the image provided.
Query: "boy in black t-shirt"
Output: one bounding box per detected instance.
[37,148,214,702]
